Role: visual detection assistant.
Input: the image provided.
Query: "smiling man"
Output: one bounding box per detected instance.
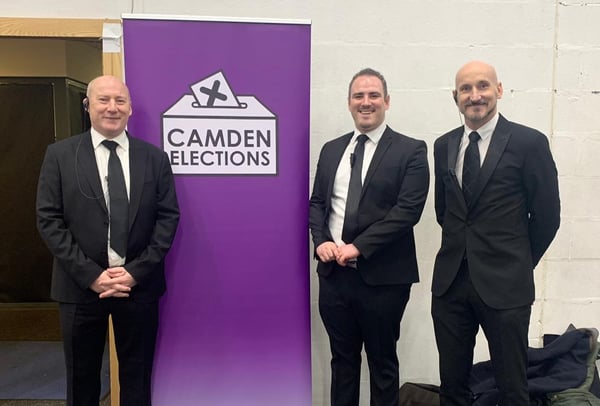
[309,68,429,405]
[36,75,180,406]
[432,61,561,406]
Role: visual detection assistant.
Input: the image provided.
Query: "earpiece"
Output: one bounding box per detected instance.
[75,135,104,200]
[452,90,463,125]
[82,98,89,112]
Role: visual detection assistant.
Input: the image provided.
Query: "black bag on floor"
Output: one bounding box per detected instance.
[399,382,440,406]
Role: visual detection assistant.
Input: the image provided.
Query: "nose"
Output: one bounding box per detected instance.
[107,99,118,110]
[469,89,482,102]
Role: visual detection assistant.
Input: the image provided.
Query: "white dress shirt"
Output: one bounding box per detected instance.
[91,128,130,266]
[455,113,499,187]
[328,122,386,245]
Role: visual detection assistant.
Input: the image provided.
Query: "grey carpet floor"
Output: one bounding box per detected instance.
[0,341,109,400]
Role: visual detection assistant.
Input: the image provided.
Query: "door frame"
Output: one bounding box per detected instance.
[0,17,123,406]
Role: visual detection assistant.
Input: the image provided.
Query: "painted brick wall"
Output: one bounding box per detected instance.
[4,1,599,404]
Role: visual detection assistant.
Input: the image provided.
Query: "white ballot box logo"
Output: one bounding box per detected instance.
[162,71,278,175]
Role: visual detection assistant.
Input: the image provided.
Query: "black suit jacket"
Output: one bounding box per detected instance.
[432,115,560,309]
[36,131,180,304]
[309,126,429,286]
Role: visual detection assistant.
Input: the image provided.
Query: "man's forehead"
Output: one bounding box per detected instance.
[456,70,496,85]
[90,78,128,93]
[91,86,129,98]
[351,77,383,91]
[457,76,492,85]
[352,89,383,94]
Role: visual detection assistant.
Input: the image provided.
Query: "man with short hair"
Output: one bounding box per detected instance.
[309,68,429,405]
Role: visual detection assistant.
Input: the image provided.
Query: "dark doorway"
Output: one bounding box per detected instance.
[0,82,54,302]
[0,78,89,304]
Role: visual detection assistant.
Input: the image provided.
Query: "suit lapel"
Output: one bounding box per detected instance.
[469,115,511,207]
[446,129,467,212]
[362,127,392,192]
[78,132,108,214]
[447,129,461,172]
[127,136,147,229]
[325,132,353,203]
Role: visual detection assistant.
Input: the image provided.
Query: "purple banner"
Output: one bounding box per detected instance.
[123,16,311,405]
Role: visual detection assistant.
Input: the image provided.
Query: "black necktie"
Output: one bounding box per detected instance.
[462,131,481,206]
[342,134,368,243]
[102,140,128,257]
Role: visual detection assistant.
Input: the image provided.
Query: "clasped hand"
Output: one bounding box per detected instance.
[90,267,137,298]
[316,241,360,267]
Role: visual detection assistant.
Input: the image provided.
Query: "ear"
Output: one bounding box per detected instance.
[82,98,89,112]
[496,82,504,99]
[452,91,458,104]
[384,94,390,110]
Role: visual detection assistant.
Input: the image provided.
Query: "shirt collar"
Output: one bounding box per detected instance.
[464,112,499,142]
[353,122,386,145]
[91,128,129,151]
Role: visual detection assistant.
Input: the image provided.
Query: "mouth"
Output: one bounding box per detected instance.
[467,102,486,108]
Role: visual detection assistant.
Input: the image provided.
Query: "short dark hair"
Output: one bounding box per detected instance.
[348,68,388,99]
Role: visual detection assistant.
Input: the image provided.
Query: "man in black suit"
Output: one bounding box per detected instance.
[432,61,561,406]
[36,75,180,406]
[309,68,429,405]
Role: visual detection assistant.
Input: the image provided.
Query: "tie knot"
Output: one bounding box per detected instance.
[357,134,369,145]
[469,131,480,143]
[102,140,119,152]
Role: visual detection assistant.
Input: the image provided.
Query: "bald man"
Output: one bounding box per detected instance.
[37,75,180,406]
[431,61,560,405]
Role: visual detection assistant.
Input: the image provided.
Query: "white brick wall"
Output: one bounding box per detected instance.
[6,1,599,404]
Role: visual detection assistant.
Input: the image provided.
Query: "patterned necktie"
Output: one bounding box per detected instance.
[342,134,368,243]
[102,140,128,257]
[462,131,481,206]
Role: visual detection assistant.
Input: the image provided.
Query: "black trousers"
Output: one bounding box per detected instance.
[431,260,531,406]
[319,265,411,406]
[59,299,159,406]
